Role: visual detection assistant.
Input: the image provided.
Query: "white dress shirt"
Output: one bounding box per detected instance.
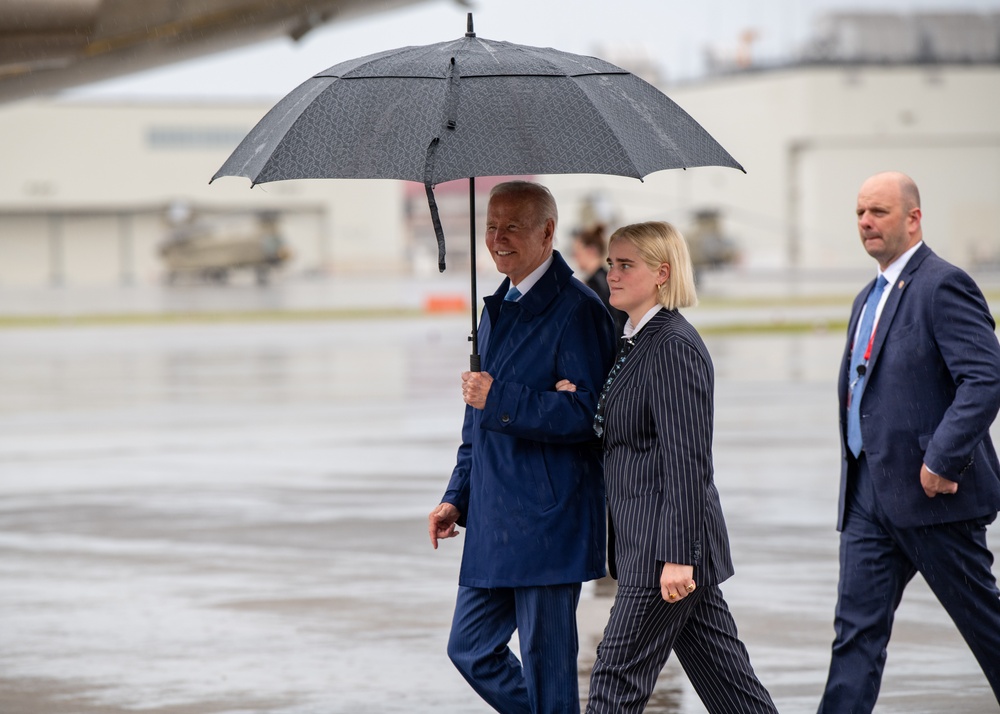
[508,254,555,300]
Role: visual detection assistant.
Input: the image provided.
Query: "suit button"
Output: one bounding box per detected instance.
[500,413,510,424]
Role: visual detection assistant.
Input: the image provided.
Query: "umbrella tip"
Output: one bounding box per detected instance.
[466,12,475,37]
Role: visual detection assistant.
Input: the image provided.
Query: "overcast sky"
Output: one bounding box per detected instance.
[66,0,1000,101]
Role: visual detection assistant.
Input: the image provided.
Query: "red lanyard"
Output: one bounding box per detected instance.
[862,316,880,361]
[852,308,882,362]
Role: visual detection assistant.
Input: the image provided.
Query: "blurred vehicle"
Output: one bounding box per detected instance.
[685,208,740,282]
[160,205,290,285]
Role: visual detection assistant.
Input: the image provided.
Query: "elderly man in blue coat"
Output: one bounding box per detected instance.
[428,180,616,713]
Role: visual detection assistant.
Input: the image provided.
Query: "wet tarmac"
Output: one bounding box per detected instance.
[1,282,998,713]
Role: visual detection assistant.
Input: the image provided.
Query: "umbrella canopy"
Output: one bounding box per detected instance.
[212,15,743,368]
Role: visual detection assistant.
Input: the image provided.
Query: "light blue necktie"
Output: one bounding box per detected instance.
[504,285,521,302]
[847,274,889,457]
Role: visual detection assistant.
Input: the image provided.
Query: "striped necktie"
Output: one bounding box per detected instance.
[593,336,636,437]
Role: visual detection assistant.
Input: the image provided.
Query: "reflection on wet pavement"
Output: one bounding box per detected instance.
[0,317,996,713]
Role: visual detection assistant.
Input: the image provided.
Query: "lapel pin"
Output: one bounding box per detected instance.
[898,280,905,289]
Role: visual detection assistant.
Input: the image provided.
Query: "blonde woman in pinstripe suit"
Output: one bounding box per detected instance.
[566,222,777,713]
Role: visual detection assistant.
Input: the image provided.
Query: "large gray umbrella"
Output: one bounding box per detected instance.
[212,15,743,369]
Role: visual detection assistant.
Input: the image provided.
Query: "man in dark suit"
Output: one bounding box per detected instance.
[818,171,1000,712]
[428,181,615,713]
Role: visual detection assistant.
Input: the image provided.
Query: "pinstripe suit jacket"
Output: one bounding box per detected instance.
[603,308,734,588]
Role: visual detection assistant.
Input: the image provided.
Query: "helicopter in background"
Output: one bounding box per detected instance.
[159,202,290,285]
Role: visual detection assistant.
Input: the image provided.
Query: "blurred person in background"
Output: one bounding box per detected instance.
[573,223,628,335]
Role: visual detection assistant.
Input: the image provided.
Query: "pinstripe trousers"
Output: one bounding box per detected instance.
[448,583,582,714]
[586,584,777,714]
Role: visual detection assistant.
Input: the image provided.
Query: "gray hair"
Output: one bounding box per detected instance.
[489,181,558,228]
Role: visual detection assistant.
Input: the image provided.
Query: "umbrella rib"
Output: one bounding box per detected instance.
[573,75,692,175]
[315,71,632,81]
[316,72,444,80]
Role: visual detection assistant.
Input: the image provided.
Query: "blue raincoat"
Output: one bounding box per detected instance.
[443,251,616,587]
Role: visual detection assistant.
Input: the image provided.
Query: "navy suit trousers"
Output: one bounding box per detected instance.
[819,454,1000,713]
[447,583,582,714]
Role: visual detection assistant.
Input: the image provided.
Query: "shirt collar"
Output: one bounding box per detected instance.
[623,305,664,338]
[509,253,554,298]
[879,241,923,287]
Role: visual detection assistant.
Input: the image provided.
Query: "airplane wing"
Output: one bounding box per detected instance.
[0,0,435,103]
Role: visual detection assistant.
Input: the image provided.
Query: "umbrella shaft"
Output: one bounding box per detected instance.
[469,177,481,372]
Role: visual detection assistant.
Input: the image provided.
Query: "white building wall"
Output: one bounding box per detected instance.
[547,68,811,270]
[0,217,48,285]
[549,64,1000,274]
[789,66,1000,271]
[1,62,999,287]
[0,100,407,286]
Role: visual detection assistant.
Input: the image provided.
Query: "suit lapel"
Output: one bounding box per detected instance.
[609,309,672,399]
[866,244,930,375]
[482,251,580,373]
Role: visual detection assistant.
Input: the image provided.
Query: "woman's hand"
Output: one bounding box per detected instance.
[660,562,696,603]
[555,379,577,392]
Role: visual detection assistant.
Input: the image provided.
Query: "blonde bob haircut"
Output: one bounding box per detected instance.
[608,221,698,309]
